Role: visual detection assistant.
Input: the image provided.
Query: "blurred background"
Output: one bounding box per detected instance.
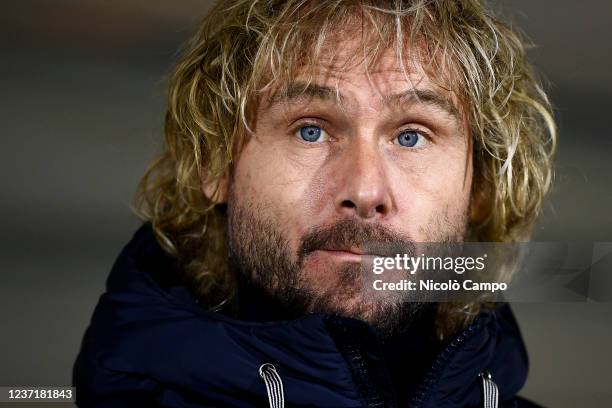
[1,1,611,407]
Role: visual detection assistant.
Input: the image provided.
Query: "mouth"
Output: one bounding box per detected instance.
[315,247,380,263]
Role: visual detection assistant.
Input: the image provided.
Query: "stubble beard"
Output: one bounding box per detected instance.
[227,187,468,335]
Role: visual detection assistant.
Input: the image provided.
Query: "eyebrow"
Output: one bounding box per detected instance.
[269,81,460,120]
[271,82,345,105]
[386,88,460,119]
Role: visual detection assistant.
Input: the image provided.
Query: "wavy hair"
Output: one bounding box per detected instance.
[134,0,556,338]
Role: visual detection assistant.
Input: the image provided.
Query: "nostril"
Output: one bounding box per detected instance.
[341,200,356,209]
[375,204,386,214]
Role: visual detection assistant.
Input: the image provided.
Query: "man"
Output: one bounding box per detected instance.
[74,1,556,407]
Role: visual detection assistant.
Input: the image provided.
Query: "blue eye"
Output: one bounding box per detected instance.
[299,125,323,142]
[396,130,425,148]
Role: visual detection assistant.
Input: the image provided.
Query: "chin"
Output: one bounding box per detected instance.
[304,278,420,335]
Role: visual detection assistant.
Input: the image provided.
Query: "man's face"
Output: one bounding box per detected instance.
[225,42,473,328]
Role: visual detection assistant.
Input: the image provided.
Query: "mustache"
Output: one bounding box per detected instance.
[297,218,416,263]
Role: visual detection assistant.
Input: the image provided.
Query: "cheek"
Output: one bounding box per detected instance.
[425,152,472,205]
[231,139,322,247]
[390,146,472,237]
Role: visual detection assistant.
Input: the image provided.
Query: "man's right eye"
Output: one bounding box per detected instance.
[297,125,328,143]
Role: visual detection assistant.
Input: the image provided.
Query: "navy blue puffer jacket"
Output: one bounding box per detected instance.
[73,223,541,407]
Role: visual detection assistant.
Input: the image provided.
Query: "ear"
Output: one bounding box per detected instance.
[469,184,489,225]
[201,172,229,204]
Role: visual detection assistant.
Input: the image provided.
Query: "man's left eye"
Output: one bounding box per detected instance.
[395,130,428,148]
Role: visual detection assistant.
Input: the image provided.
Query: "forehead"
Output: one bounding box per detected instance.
[260,37,461,114]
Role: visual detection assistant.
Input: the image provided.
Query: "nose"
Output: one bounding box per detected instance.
[333,139,394,220]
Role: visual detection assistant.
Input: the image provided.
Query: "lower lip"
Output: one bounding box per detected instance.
[315,250,365,263]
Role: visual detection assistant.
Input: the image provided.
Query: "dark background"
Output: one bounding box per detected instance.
[1,1,611,407]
